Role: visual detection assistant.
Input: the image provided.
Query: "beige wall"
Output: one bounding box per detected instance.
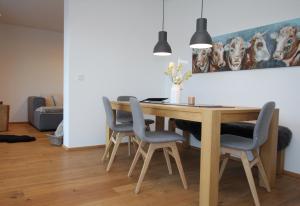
[0,23,63,122]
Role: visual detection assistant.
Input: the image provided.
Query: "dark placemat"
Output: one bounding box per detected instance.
[142,101,235,108]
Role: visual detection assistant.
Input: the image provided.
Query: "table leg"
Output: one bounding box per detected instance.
[200,111,221,206]
[155,116,165,131]
[276,150,285,176]
[260,109,279,187]
[0,105,9,132]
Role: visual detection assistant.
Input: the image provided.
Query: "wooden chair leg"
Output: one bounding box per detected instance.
[219,154,230,181]
[101,131,114,162]
[163,148,172,175]
[128,136,131,157]
[133,137,145,161]
[168,118,176,132]
[241,152,260,206]
[170,143,188,189]
[106,133,122,172]
[253,150,271,192]
[131,136,138,154]
[135,144,155,194]
[128,141,144,177]
[182,131,190,149]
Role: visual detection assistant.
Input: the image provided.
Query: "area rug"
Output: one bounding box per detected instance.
[0,135,36,143]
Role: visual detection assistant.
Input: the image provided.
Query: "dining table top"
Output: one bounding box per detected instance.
[110,101,261,112]
[110,101,263,123]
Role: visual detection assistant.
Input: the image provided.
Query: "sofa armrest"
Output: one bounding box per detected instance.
[33,111,63,131]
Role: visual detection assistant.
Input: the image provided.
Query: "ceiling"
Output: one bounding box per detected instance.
[0,0,63,32]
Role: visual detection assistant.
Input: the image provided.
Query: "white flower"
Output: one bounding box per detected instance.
[168,62,175,68]
[164,62,192,86]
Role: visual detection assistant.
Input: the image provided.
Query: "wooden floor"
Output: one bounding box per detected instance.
[0,123,300,206]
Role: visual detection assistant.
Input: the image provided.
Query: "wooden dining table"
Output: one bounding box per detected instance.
[107,101,279,206]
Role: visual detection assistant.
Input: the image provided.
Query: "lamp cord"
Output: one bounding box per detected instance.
[162,0,165,31]
[201,0,203,18]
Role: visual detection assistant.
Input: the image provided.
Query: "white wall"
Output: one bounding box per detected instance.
[0,24,63,122]
[64,0,167,148]
[165,0,300,174]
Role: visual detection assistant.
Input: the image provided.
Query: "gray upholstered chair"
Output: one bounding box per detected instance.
[115,96,155,156]
[219,101,275,206]
[101,96,136,172]
[128,97,188,194]
[116,96,155,131]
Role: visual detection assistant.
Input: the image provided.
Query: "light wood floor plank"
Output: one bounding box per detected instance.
[0,123,299,206]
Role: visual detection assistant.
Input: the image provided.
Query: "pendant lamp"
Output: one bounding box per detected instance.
[153,0,172,56]
[190,0,212,49]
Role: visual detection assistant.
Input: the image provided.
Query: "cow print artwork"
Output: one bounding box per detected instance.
[192,18,300,73]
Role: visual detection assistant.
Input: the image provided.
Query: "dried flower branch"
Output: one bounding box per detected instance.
[164,62,192,85]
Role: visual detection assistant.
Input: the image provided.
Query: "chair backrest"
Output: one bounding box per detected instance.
[116,96,134,123]
[253,101,276,148]
[129,97,146,139]
[102,96,115,130]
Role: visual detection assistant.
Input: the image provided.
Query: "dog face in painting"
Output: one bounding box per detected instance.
[244,32,271,69]
[210,42,226,70]
[194,48,211,73]
[224,37,250,71]
[250,32,271,62]
[271,26,300,65]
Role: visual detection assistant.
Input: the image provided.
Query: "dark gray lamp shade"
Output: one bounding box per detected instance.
[190,18,212,49]
[153,31,172,56]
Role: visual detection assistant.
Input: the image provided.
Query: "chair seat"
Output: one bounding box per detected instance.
[144,131,185,143]
[221,134,254,151]
[117,119,154,126]
[117,117,133,124]
[112,123,133,132]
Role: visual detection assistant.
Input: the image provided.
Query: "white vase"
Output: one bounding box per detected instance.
[170,84,181,104]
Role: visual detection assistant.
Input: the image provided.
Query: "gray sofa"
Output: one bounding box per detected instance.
[28,96,63,131]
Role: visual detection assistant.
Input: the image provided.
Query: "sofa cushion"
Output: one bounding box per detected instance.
[36,106,63,113]
[45,96,56,106]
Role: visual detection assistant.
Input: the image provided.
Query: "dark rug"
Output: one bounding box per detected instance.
[0,135,36,143]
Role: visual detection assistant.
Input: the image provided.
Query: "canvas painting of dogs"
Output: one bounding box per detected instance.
[192,18,300,73]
